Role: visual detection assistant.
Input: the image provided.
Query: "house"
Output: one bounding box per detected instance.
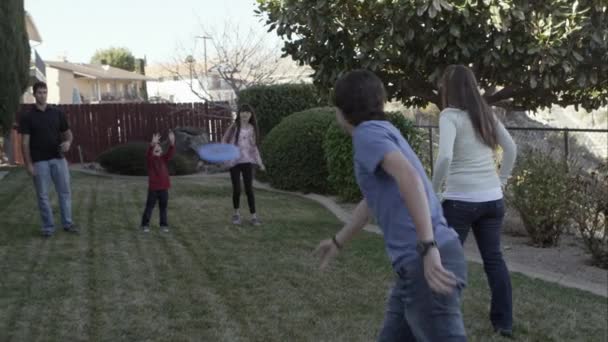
[145,62,239,107]
[145,58,312,108]
[22,11,46,103]
[44,61,156,104]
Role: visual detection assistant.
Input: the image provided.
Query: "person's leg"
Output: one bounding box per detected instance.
[403,238,468,341]
[242,163,256,215]
[377,276,417,341]
[229,165,242,211]
[442,200,479,244]
[50,158,74,230]
[140,190,158,228]
[229,165,242,224]
[32,160,54,235]
[471,199,513,334]
[158,190,169,229]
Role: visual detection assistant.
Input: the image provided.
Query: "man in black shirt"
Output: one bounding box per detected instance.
[18,82,79,237]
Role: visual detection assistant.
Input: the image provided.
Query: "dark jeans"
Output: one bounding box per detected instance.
[230,163,256,214]
[378,238,468,341]
[141,190,169,227]
[442,199,513,331]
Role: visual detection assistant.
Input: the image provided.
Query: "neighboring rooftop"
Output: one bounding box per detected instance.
[46,61,156,81]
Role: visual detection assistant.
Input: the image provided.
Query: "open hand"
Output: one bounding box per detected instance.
[313,239,339,270]
[423,248,458,295]
[60,141,71,153]
[27,164,35,177]
[168,131,175,145]
[151,133,160,145]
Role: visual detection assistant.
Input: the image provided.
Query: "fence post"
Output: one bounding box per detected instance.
[428,127,434,176]
[564,129,570,161]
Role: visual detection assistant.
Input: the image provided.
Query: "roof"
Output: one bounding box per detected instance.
[46,61,156,81]
[25,11,42,43]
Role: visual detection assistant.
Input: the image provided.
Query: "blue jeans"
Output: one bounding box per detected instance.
[442,199,513,331]
[32,158,73,233]
[378,237,467,342]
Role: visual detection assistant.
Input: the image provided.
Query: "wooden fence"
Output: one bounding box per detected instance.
[11,102,232,164]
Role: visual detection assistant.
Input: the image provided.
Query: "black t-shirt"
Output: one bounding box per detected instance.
[18,106,70,162]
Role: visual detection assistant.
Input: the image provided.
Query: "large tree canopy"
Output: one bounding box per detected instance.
[91,47,136,71]
[257,0,607,111]
[0,0,30,132]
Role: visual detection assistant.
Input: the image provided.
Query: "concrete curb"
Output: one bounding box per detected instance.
[71,167,608,298]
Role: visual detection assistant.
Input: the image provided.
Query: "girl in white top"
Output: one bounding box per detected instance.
[433,64,517,338]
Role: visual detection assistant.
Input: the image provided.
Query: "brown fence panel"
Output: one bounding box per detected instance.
[10,102,232,164]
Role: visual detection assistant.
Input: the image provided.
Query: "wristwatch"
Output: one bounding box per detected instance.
[416,240,438,257]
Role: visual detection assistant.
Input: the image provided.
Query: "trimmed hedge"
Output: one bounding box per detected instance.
[324,112,424,201]
[238,84,320,139]
[98,142,148,175]
[261,107,334,193]
[98,142,197,176]
[507,148,571,247]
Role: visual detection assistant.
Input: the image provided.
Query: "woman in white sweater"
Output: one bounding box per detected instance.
[432,65,517,339]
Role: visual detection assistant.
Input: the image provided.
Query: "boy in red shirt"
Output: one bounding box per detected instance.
[141,131,175,233]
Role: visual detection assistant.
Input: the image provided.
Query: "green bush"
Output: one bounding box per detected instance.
[98,142,197,176]
[570,164,608,269]
[238,84,321,139]
[507,148,571,247]
[261,107,334,193]
[98,142,148,175]
[324,112,424,201]
[168,152,198,176]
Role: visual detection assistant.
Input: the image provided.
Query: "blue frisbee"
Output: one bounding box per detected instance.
[197,143,240,163]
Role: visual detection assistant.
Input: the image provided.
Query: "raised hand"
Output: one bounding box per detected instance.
[151,133,160,145]
[168,130,175,145]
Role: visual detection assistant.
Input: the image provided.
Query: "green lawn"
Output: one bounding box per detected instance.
[0,170,606,342]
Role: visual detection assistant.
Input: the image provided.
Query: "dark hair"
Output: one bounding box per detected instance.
[33,81,47,94]
[439,65,498,148]
[230,103,260,146]
[334,69,387,126]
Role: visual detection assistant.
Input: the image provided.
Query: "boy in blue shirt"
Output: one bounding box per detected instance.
[314,70,467,341]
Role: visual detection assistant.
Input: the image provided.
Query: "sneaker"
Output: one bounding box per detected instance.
[232,214,242,225]
[142,226,150,233]
[63,224,79,234]
[495,328,513,339]
[161,226,170,233]
[251,217,262,226]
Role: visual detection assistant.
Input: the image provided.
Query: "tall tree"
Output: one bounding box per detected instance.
[167,21,284,103]
[0,0,30,133]
[91,47,136,71]
[258,0,608,112]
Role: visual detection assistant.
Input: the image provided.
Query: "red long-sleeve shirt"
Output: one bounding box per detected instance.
[146,144,175,191]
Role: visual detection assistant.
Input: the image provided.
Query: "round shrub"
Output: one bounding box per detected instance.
[98,142,198,176]
[98,142,148,175]
[507,148,571,247]
[238,84,321,140]
[261,107,334,193]
[324,112,424,201]
[570,163,608,268]
[168,152,198,176]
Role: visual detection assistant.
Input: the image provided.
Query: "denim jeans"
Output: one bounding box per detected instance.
[442,199,513,331]
[378,237,468,342]
[32,158,73,233]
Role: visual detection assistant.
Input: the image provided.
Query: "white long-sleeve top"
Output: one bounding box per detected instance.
[432,108,517,202]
